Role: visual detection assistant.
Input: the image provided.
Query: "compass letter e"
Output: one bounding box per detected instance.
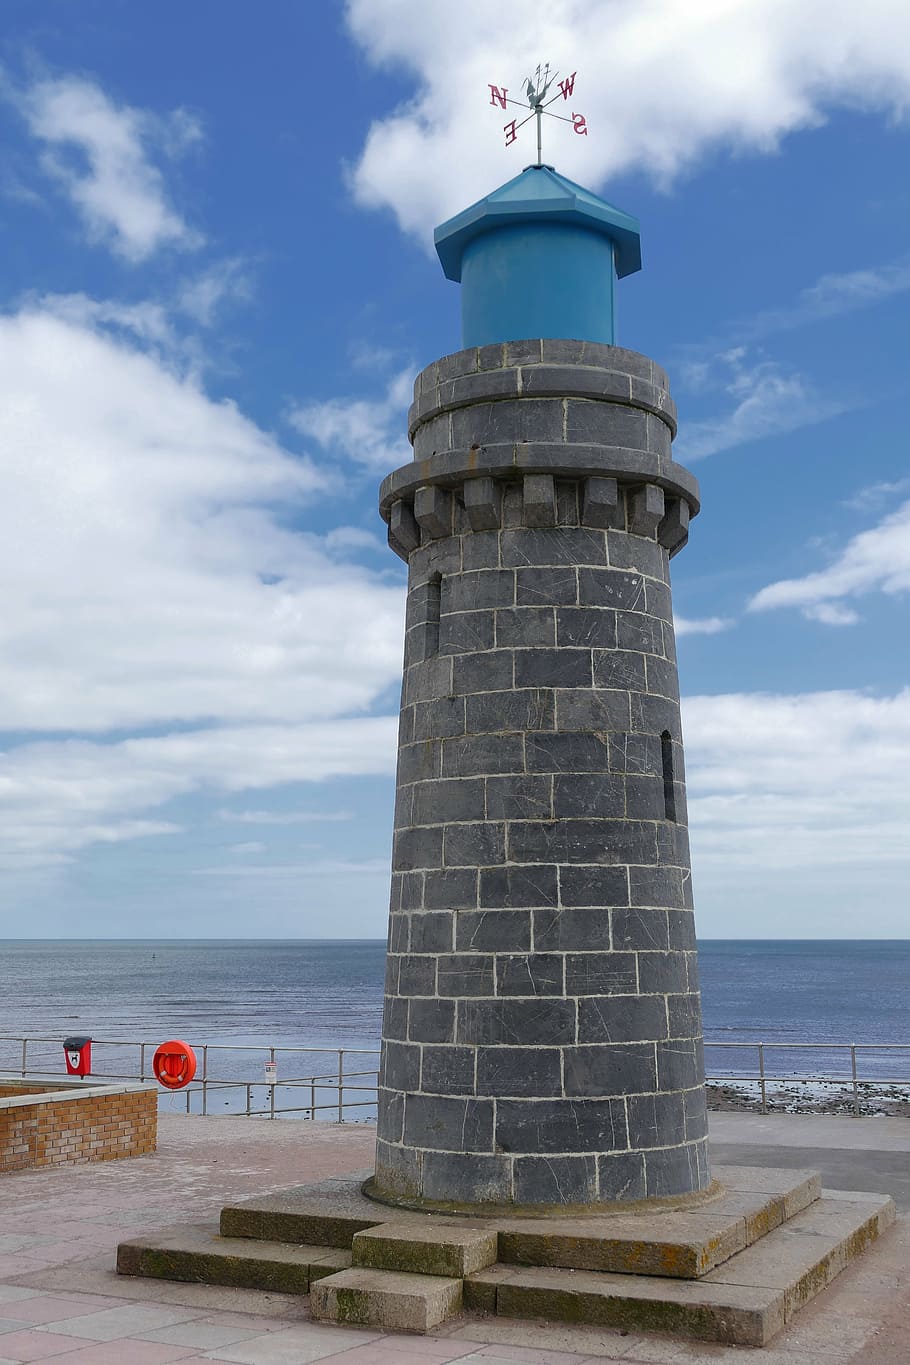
[489,84,508,109]
[504,119,518,146]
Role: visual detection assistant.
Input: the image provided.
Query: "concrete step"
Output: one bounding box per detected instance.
[220,1171,388,1247]
[311,1266,462,1332]
[352,1220,498,1277]
[465,1192,896,1348]
[496,1164,821,1278]
[116,1222,350,1295]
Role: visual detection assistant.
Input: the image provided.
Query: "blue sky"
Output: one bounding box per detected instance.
[0,0,908,939]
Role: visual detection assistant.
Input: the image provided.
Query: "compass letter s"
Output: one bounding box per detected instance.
[558,71,576,100]
[489,85,508,109]
[572,113,588,136]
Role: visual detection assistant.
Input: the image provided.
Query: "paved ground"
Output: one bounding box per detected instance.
[0,1112,908,1363]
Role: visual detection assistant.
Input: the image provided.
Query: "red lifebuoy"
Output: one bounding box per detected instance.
[153,1039,197,1090]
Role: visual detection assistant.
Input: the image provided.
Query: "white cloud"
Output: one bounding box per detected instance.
[675,352,851,461]
[288,367,414,471]
[0,303,408,734]
[746,258,910,337]
[177,257,253,326]
[17,74,202,261]
[217,809,354,825]
[229,841,266,854]
[193,857,390,877]
[675,615,733,637]
[345,0,910,243]
[0,719,398,869]
[684,689,910,876]
[749,498,910,621]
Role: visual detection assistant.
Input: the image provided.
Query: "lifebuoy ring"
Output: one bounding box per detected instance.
[153,1039,197,1090]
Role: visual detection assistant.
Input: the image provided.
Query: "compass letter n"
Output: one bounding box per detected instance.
[489,85,508,109]
[558,71,577,100]
[572,113,588,136]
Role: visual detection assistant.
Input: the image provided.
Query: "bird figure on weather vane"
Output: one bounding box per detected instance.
[488,63,588,165]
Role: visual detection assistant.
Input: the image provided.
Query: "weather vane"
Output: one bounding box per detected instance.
[488,64,587,165]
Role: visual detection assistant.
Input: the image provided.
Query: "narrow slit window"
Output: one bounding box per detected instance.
[661,729,677,823]
[425,573,442,658]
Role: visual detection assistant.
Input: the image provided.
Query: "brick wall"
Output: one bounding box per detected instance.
[0,1085,157,1172]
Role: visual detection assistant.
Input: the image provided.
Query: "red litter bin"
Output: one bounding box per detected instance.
[63,1036,92,1077]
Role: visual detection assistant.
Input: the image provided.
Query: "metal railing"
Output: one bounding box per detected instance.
[704,1040,910,1116]
[3,1035,909,1120]
[0,1036,381,1122]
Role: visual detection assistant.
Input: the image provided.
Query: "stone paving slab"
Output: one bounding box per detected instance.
[311,1267,463,1333]
[118,1223,351,1294]
[353,1223,499,1277]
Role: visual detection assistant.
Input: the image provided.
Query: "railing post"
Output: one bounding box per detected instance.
[21,1038,27,1077]
[311,1077,316,1121]
[338,1049,344,1123]
[202,1044,208,1116]
[140,1042,146,1082]
[851,1044,860,1117]
[758,1043,767,1113]
[269,1047,276,1120]
[246,1083,252,1115]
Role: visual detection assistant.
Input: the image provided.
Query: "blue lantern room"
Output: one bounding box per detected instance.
[433,165,642,350]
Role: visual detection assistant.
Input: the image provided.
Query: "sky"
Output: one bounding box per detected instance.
[0,0,908,940]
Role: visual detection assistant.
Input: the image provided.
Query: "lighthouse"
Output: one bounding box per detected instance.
[370,163,707,1210]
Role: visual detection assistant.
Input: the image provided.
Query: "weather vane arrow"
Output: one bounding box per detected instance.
[488,64,588,164]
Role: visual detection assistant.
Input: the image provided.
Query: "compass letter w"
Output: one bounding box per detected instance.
[489,85,508,109]
[558,71,577,100]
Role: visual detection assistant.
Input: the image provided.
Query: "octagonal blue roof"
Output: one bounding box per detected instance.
[434,165,642,283]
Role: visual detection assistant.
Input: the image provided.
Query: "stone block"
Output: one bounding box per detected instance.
[577,992,668,1043]
[532,906,612,952]
[495,1097,628,1155]
[476,1046,562,1098]
[557,864,630,909]
[436,952,496,997]
[646,654,681,700]
[413,779,485,827]
[457,997,576,1047]
[452,648,514,694]
[420,1044,477,1096]
[563,1042,658,1097]
[408,911,454,954]
[496,952,565,996]
[628,483,665,538]
[412,696,465,741]
[463,476,502,532]
[423,866,478,910]
[442,734,524,777]
[555,606,617,648]
[503,526,609,570]
[442,568,514,613]
[582,476,624,529]
[515,564,579,605]
[116,1224,350,1295]
[593,647,648,691]
[611,907,669,952]
[396,953,437,997]
[658,496,690,555]
[413,485,453,541]
[522,473,557,527]
[514,1154,599,1205]
[461,528,500,570]
[656,1039,701,1091]
[616,609,664,656]
[607,527,667,576]
[514,647,593,689]
[407,997,456,1044]
[525,731,608,773]
[310,1266,462,1332]
[466,688,554,734]
[443,821,505,867]
[638,950,689,995]
[455,908,532,952]
[578,567,647,611]
[403,1093,494,1152]
[485,774,553,819]
[380,1041,421,1092]
[352,1222,497,1277]
[388,500,420,560]
[479,864,558,908]
[553,772,624,818]
[495,605,556,647]
[420,1149,513,1204]
[598,1150,647,1202]
[438,608,495,654]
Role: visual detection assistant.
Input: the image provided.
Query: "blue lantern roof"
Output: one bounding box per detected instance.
[434,165,642,283]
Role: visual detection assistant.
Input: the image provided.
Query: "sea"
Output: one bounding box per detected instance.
[2,939,908,1115]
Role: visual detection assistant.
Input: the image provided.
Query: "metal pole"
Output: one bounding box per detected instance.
[536,106,542,165]
[140,1042,146,1082]
[758,1043,767,1113]
[269,1047,276,1120]
[851,1044,859,1117]
[21,1038,27,1077]
[311,1078,316,1121]
[338,1050,344,1123]
[202,1045,208,1116]
[246,1083,251,1116]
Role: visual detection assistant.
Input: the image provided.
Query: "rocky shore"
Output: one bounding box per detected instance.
[706,1080,910,1118]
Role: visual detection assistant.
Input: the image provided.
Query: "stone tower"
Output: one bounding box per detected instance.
[369,166,709,1210]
